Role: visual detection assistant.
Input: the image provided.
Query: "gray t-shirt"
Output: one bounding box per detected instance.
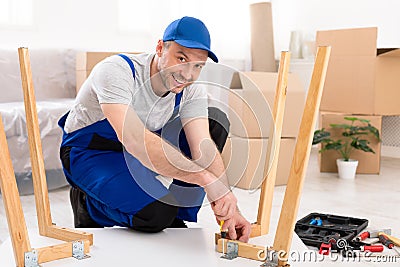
[64,53,208,133]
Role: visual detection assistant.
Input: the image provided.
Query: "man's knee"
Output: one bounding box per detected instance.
[131,194,179,233]
[208,107,230,153]
[69,187,103,228]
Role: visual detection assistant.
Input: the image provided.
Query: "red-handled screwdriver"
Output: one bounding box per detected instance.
[355,231,370,242]
[355,229,392,242]
[360,245,384,252]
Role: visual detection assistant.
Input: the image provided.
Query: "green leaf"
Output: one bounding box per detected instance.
[351,139,375,153]
[313,129,331,145]
[323,140,344,151]
[344,117,358,122]
[358,118,371,123]
[330,123,352,129]
[358,125,381,140]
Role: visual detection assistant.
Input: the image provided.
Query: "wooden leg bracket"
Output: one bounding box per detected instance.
[216,238,267,262]
[36,239,91,264]
[18,47,94,246]
[216,237,291,267]
[46,225,94,246]
[0,47,93,266]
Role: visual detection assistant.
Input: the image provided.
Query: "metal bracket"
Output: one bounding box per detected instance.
[24,250,40,267]
[220,241,239,260]
[260,248,279,267]
[72,241,90,260]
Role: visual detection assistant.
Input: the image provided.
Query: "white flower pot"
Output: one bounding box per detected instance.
[336,159,358,179]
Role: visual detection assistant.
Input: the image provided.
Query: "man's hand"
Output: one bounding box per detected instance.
[220,210,251,243]
[210,191,237,221]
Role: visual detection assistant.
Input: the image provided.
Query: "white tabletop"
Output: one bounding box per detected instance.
[1,227,398,266]
[0,227,308,267]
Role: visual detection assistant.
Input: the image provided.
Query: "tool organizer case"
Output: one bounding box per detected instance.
[295,212,368,248]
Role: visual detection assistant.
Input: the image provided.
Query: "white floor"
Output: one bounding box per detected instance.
[1,148,400,266]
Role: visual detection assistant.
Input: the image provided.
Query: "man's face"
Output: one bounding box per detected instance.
[157,41,208,94]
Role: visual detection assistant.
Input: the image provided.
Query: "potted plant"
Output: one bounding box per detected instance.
[313,117,381,179]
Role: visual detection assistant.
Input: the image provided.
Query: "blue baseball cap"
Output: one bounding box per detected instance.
[163,16,218,63]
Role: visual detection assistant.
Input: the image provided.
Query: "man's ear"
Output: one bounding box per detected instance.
[156,40,163,57]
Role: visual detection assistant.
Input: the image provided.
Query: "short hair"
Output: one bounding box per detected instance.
[163,41,172,49]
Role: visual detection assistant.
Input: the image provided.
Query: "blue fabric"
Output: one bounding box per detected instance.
[59,114,170,226]
[58,55,204,226]
[117,54,136,79]
[74,147,168,226]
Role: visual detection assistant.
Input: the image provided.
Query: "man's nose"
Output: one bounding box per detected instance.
[180,63,194,81]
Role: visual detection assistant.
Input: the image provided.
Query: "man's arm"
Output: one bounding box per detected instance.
[101,103,236,219]
[181,116,228,192]
[182,116,251,242]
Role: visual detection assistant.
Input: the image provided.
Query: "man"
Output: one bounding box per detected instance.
[59,16,250,242]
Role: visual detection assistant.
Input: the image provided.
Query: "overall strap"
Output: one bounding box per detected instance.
[118,54,136,80]
[172,91,183,119]
[174,91,183,108]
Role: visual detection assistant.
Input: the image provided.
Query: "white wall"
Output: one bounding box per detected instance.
[0,0,252,67]
[1,0,152,52]
[270,0,400,58]
[2,0,400,64]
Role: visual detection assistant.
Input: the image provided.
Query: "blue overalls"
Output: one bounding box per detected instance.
[58,54,205,227]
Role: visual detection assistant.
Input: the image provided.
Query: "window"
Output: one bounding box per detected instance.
[0,0,33,28]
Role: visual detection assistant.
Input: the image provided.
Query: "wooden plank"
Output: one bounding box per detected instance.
[216,239,267,262]
[0,116,32,267]
[18,47,92,244]
[47,225,94,246]
[0,48,93,266]
[254,51,290,236]
[37,240,90,264]
[250,223,261,238]
[18,47,53,234]
[272,46,331,265]
[218,51,289,240]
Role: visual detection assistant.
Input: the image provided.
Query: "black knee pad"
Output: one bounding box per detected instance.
[60,146,72,173]
[69,187,103,228]
[208,107,230,153]
[131,194,179,233]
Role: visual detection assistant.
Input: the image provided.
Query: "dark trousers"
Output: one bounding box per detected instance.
[61,107,229,232]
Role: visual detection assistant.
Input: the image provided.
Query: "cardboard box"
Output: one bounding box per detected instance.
[228,72,305,138]
[76,51,140,92]
[316,27,400,115]
[318,112,382,174]
[221,136,296,189]
[250,2,276,72]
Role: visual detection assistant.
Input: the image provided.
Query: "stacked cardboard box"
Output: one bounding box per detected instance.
[221,72,306,189]
[316,27,400,174]
[222,136,296,189]
[76,51,139,93]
